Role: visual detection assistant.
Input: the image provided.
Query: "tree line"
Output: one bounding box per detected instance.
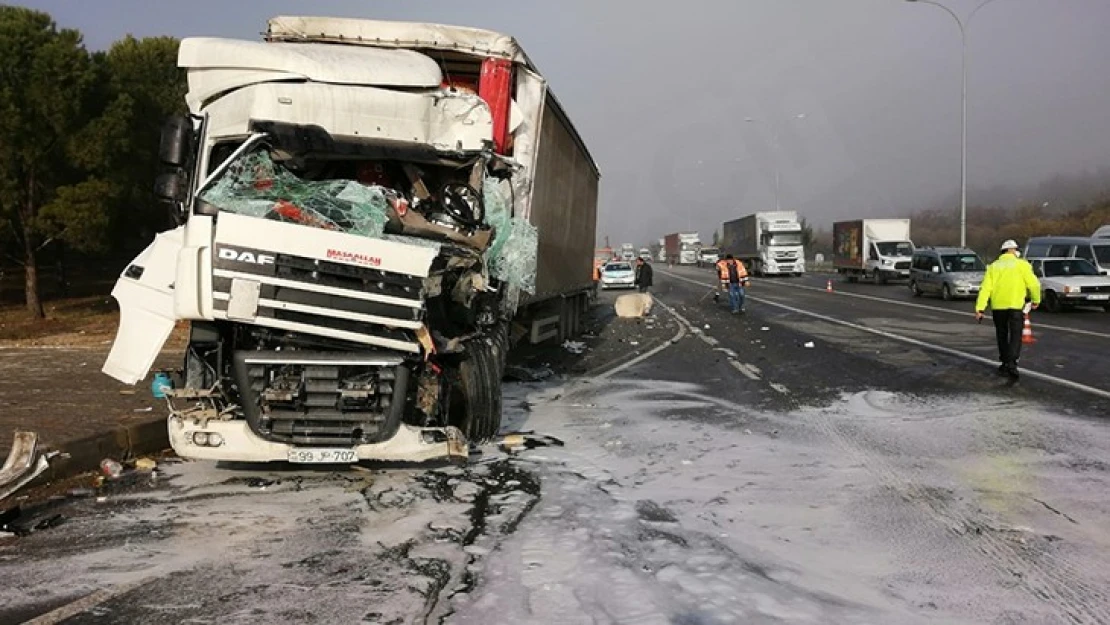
[1,6,185,317]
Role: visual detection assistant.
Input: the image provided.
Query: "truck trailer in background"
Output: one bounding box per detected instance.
[664,232,700,265]
[101,16,600,465]
[721,212,805,276]
[833,219,914,283]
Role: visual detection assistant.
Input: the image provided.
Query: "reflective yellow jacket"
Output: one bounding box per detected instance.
[975,253,1041,311]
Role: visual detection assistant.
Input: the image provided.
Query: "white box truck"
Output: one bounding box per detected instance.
[833,219,914,283]
[721,211,805,276]
[101,16,599,465]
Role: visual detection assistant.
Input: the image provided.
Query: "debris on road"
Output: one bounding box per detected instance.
[134,458,157,472]
[0,432,58,504]
[99,459,123,480]
[615,293,653,317]
[562,340,587,354]
[497,432,565,455]
[761,326,770,331]
[504,365,555,382]
[803,341,815,349]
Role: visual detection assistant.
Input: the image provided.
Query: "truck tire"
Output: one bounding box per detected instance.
[454,337,504,443]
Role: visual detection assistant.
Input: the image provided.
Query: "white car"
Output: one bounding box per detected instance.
[1029,257,1110,312]
[600,262,636,290]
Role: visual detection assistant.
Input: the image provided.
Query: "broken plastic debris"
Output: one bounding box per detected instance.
[704,324,711,329]
[504,365,554,382]
[562,340,587,354]
[200,150,393,239]
[99,458,123,479]
[803,341,815,349]
[761,327,770,331]
[134,458,157,472]
[629,341,640,346]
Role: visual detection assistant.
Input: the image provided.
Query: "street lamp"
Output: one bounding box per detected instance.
[906,0,1002,248]
[744,113,806,211]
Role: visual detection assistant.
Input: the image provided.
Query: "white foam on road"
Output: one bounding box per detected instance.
[452,380,1110,624]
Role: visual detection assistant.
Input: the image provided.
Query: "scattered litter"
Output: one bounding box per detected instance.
[803,341,815,349]
[562,340,587,354]
[504,365,555,382]
[99,459,123,480]
[134,458,157,472]
[629,341,640,346]
[133,406,153,413]
[96,496,108,503]
[245,477,277,489]
[118,389,137,395]
[497,433,565,455]
[704,324,711,330]
[761,327,770,331]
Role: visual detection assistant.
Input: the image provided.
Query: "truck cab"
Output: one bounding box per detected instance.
[868,239,915,283]
[696,247,719,268]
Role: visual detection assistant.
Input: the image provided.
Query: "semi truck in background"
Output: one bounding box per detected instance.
[101,16,600,465]
[834,219,914,283]
[664,232,700,265]
[620,243,636,261]
[657,238,667,262]
[721,212,805,276]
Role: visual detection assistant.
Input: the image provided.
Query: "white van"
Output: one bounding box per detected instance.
[1024,236,1110,275]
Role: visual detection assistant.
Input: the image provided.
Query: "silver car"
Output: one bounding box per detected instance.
[909,247,986,300]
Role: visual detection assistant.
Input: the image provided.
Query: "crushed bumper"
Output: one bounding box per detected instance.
[168,417,468,464]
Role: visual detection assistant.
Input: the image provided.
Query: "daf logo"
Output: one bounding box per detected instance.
[218,247,275,265]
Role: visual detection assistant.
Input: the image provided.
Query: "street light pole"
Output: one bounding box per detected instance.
[745,114,806,212]
[906,0,1001,248]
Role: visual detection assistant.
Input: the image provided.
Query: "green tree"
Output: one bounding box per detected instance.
[0,7,96,317]
[799,217,815,251]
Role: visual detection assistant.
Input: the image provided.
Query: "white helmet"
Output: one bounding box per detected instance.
[1000,239,1019,251]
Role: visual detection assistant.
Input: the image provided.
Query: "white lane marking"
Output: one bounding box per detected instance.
[701,335,720,346]
[660,269,1110,401]
[594,303,686,380]
[730,360,761,381]
[757,276,1110,341]
[714,347,739,359]
[769,382,791,395]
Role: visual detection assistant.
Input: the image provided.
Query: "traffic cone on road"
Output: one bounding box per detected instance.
[826,279,833,293]
[1021,313,1036,345]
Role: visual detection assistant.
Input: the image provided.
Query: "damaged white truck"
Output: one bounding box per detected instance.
[101,17,599,464]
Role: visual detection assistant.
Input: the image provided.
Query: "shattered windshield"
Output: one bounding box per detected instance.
[197,143,539,294]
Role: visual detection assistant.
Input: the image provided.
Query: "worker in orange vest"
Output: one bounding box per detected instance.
[714,255,750,313]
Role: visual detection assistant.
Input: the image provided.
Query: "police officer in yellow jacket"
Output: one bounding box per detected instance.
[975,239,1041,380]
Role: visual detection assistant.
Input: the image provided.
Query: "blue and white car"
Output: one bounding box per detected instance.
[600,262,636,289]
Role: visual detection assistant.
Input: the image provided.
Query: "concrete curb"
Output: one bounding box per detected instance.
[33,418,169,486]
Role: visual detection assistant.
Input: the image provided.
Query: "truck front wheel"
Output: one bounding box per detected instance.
[450,336,505,443]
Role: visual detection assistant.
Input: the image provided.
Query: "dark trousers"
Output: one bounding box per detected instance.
[992,309,1024,369]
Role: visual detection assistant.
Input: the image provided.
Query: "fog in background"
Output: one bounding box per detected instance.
[24,0,1110,246]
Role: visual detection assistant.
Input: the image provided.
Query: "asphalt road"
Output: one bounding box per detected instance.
[3,275,1110,624]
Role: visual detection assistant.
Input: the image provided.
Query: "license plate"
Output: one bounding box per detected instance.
[1087,294,1110,301]
[287,448,358,464]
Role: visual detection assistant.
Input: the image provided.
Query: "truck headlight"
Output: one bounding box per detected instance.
[882,259,893,266]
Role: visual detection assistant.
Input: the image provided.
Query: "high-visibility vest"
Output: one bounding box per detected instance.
[716,259,748,282]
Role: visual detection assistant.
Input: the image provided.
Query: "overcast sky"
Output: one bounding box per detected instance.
[20,0,1110,246]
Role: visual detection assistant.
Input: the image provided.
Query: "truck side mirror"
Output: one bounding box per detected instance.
[158,115,194,167]
[154,170,188,204]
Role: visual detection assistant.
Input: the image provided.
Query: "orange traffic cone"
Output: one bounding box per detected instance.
[1021,313,1036,345]
[826,279,833,293]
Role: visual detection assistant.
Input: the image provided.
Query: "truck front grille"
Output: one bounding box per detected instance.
[213,249,426,353]
[895,261,911,270]
[234,351,409,446]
